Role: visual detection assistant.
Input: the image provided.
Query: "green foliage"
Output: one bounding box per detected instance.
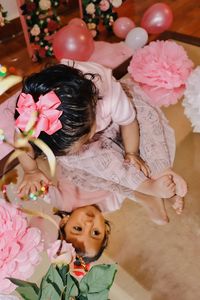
[9,263,117,300]
[7,278,39,300]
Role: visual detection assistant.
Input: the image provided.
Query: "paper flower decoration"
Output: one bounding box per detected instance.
[128,40,194,106]
[182,66,200,132]
[0,200,43,294]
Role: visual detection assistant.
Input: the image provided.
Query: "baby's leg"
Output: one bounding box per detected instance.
[131,191,169,225]
[136,175,176,199]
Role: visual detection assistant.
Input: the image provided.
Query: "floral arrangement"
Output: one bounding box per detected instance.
[0,199,43,294]
[8,239,117,300]
[0,4,8,27]
[128,40,194,107]
[182,66,200,132]
[82,0,125,37]
[20,0,61,60]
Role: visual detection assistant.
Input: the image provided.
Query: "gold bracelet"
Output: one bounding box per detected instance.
[125,152,139,156]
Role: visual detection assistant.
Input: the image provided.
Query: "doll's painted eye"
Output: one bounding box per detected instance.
[73,226,82,232]
[92,229,100,236]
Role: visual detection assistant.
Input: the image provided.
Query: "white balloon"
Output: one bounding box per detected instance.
[125,27,148,52]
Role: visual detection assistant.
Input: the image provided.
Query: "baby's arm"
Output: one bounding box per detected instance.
[15,132,50,198]
[120,119,150,177]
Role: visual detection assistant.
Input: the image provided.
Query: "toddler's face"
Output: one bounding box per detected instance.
[62,205,106,257]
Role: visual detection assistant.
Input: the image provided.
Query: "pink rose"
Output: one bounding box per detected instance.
[0,200,43,294]
[110,0,123,8]
[86,3,96,15]
[47,240,76,267]
[99,0,110,12]
[39,0,51,11]
[30,24,41,36]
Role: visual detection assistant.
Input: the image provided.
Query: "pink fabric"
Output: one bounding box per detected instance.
[0,91,19,160]
[16,91,63,137]
[47,71,175,213]
[88,41,133,69]
[60,60,136,132]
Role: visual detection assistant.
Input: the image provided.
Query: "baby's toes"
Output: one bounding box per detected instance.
[176,181,187,197]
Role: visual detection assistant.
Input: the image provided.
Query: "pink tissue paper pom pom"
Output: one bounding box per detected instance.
[0,199,44,294]
[128,40,194,107]
[140,83,185,107]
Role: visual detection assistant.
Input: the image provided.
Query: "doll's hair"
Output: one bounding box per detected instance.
[54,209,111,265]
[14,64,100,156]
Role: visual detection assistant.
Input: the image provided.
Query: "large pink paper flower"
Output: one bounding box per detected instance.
[0,200,43,294]
[128,40,193,106]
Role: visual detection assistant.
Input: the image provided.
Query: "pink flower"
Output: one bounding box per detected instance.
[30,24,41,36]
[128,40,194,107]
[128,41,193,89]
[110,0,123,8]
[0,200,43,294]
[39,0,51,11]
[47,240,76,267]
[99,0,110,12]
[86,3,96,15]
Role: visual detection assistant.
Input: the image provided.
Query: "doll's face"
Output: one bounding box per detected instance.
[62,205,106,257]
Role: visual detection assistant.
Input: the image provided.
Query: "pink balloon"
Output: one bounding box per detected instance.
[113,17,135,39]
[68,18,87,29]
[53,25,94,61]
[141,3,173,34]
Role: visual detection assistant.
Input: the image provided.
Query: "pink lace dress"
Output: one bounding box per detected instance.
[47,61,175,213]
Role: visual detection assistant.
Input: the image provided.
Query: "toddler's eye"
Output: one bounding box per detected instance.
[92,229,100,236]
[73,226,82,232]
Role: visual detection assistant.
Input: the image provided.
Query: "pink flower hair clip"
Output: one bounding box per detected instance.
[15,90,63,137]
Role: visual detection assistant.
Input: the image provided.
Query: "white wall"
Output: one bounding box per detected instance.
[0,0,19,20]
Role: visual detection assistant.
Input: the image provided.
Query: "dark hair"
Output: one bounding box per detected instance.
[14,64,100,156]
[55,209,111,265]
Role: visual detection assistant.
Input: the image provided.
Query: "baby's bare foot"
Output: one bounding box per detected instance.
[151,175,176,198]
[132,192,169,225]
[137,175,176,198]
[157,169,187,197]
[168,195,184,215]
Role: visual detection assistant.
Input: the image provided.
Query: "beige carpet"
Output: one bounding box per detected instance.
[104,41,200,300]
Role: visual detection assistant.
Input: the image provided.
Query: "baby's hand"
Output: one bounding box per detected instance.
[17,169,51,200]
[124,152,150,177]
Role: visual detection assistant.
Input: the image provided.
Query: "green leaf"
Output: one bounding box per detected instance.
[79,264,117,294]
[87,289,109,300]
[64,274,79,299]
[56,265,69,285]
[38,265,64,300]
[8,278,39,300]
